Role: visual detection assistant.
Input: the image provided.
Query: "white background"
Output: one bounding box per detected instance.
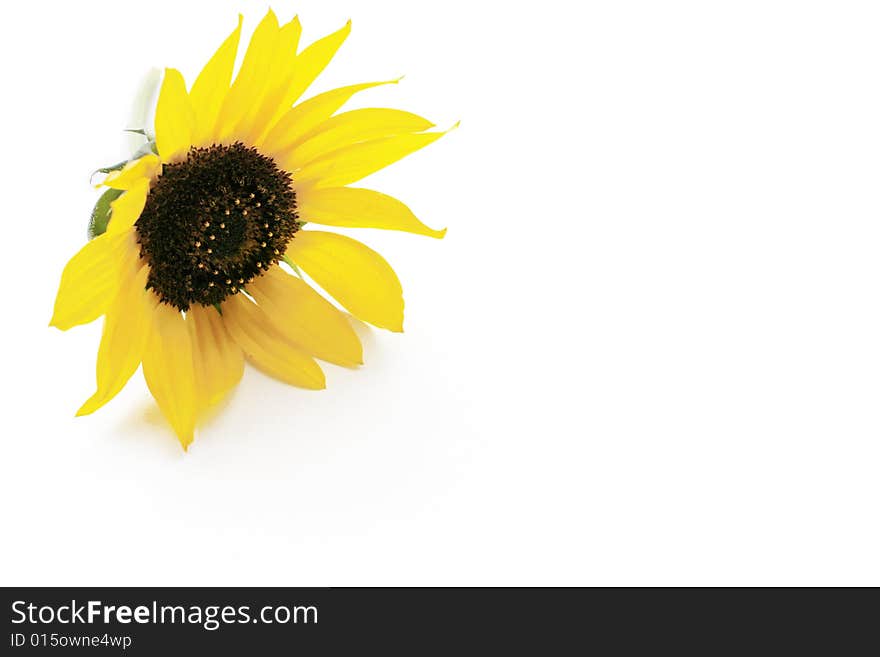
[1,0,879,586]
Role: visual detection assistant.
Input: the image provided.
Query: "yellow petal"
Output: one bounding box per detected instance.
[222,293,325,389]
[77,261,158,416]
[102,154,160,190]
[277,108,434,170]
[276,16,303,60]
[287,230,403,332]
[298,187,446,238]
[189,15,243,146]
[213,9,280,143]
[142,303,197,448]
[50,229,135,331]
[187,304,244,412]
[238,16,302,144]
[155,68,195,163]
[259,79,400,153]
[249,266,362,367]
[294,128,452,188]
[261,20,351,135]
[106,178,149,234]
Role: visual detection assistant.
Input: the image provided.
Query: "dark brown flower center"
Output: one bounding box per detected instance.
[135,143,299,310]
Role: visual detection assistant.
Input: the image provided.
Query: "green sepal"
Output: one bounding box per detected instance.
[93,160,128,176]
[281,254,303,278]
[132,141,158,158]
[88,188,125,240]
[91,140,159,182]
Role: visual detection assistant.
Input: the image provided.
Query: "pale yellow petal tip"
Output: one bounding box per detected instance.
[424,121,460,142]
[49,315,73,332]
[229,14,243,36]
[313,369,328,389]
[310,370,328,390]
[49,303,71,329]
[75,396,100,417]
[162,67,187,87]
[299,377,327,391]
[172,426,195,450]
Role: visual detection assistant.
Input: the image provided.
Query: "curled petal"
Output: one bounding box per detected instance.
[155,68,195,163]
[187,304,245,413]
[106,179,149,235]
[259,79,400,153]
[287,230,404,332]
[294,127,454,188]
[102,154,160,190]
[142,303,198,448]
[50,229,135,331]
[249,266,362,367]
[190,15,244,145]
[298,186,445,238]
[77,261,158,416]
[222,293,326,389]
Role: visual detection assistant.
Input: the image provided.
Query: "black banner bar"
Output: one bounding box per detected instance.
[1,587,873,653]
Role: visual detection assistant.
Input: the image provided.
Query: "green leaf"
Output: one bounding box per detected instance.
[88,188,125,240]
[124,128,148,136]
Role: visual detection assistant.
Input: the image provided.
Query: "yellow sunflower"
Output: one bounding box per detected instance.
[50,10,454,449]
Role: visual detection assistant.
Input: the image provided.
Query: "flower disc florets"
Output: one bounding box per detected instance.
[136,143,299,310]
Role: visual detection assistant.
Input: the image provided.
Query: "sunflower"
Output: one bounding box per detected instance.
[50,10,454,449]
